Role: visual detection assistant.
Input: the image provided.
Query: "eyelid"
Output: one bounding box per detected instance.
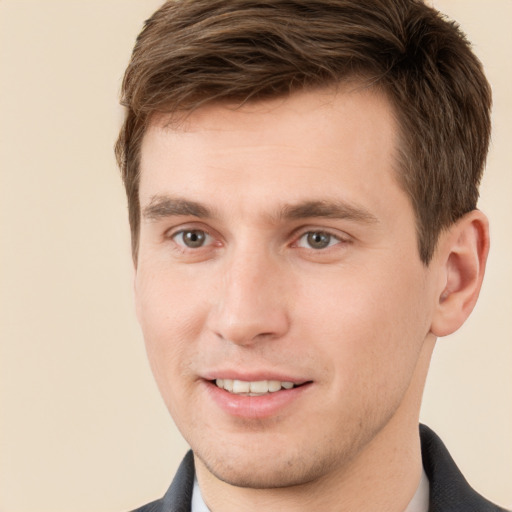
[165,221,212,237]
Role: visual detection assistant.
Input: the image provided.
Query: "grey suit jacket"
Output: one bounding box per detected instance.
[131,425,508,512]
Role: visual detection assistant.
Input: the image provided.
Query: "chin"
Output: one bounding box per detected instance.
[200,456,320,489]
[193,437,345,490]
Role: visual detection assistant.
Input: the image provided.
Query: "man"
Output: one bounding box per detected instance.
[115,1,507,510]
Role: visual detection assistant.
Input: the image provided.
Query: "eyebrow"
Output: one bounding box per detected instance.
[142,195,213,220]
[141,195,378,225]
[278,200,379,224]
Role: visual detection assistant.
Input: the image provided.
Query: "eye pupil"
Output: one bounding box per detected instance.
[183,230,206,248]
[307,232,331,249]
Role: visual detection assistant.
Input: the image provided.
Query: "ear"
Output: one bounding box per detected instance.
[430,210,490,337]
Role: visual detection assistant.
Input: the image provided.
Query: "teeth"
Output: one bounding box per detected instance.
[215,379,296,395]
[232,380,250,393]
[268,380,282,392]
[249,380,268,393]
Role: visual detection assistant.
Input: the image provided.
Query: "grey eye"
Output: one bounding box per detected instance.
[175,230,210,248]
[295,230,341,250]
[305,231,332,249]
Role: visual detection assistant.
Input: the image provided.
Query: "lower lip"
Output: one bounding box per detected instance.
[204,380,312,419]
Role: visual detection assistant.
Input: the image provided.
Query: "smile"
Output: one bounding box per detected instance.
[215,378,296,396]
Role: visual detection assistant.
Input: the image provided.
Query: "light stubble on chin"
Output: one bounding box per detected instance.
[193,419,380,490]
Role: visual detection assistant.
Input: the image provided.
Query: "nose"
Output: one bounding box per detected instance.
[207,248,290,346]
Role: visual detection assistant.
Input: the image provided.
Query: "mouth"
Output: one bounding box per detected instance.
[213,378,306,396]
[206,376,312,418]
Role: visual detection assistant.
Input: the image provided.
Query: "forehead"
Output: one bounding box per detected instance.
[139,87,405,220]
[147,85,396,146]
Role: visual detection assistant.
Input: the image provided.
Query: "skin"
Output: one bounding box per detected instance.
[135,87,489,511]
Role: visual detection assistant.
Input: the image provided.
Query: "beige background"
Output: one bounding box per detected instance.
[0,1,510,511]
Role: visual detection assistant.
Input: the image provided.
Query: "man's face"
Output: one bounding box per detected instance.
[135,88,439,488]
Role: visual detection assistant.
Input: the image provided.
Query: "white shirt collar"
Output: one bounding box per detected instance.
[404,468,430,512]
[192,476,210,512]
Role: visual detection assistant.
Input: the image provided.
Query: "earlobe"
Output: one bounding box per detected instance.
[430,210,489,337]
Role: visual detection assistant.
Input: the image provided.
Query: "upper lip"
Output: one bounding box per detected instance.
[201,369,310,385]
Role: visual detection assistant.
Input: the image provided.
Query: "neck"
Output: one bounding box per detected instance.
[195,336,435,512]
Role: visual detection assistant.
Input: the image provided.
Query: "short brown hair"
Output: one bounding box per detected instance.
[115,0,491,264]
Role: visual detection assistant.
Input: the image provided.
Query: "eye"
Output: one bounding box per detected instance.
[173,229,212,248]
[296,231,341,250]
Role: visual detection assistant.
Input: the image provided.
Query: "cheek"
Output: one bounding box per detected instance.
[134,268,208,403]
[136,263,208,337]
[298,263,431,389]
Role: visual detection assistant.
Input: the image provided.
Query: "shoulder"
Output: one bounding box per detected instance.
[130,451,195,512]
[420,424,509,512]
